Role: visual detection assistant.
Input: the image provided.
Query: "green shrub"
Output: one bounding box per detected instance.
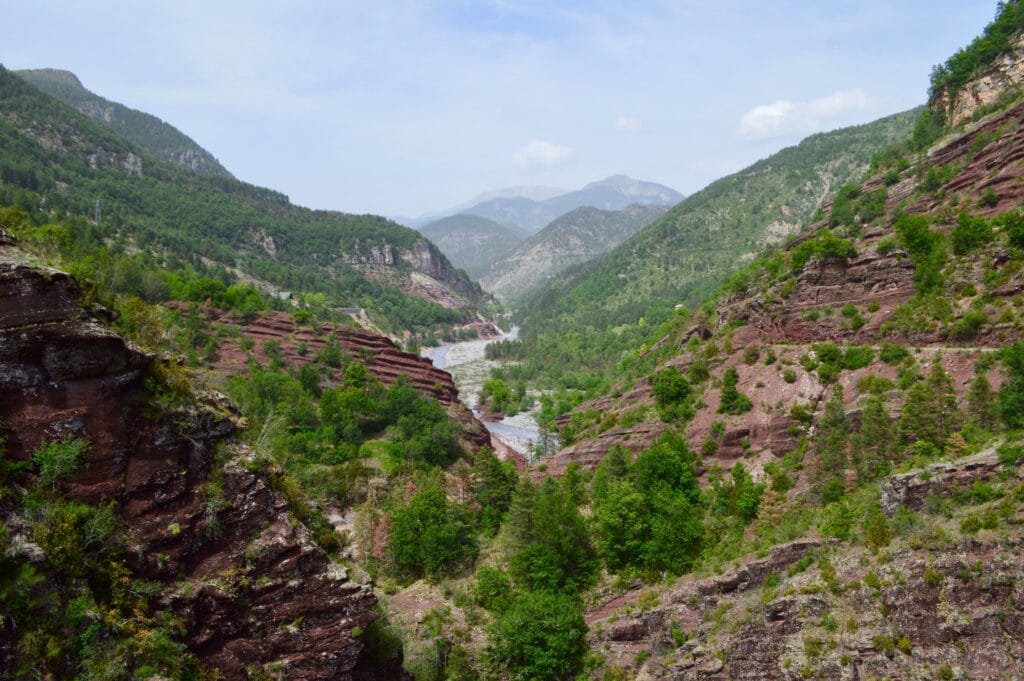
[879,342,910,365]
[486,591,587,681]
[951,213,993,254]
[948,310,987,340]
[782,368,797,384]
[33,436,89,486]
[791,232,857,272]
[718,367,753,415]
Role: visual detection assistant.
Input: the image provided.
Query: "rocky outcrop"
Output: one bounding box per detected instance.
[879,447,1007,515]
[341,239,483,309]
[930,34,1024,127]
[592,529,1024,680]
[0,244,377,679]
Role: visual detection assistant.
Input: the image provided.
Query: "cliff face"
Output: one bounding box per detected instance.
[341,239,484,309]
[930,34,1024,127]
[0,241,377,678]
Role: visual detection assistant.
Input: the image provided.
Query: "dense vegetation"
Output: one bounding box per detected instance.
[0,66,478,333]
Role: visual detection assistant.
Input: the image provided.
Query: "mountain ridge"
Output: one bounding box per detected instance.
[16,68,234,179]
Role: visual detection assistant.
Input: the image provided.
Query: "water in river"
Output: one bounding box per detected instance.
[424,327,544,458]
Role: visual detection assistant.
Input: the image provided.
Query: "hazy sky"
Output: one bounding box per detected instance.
[3,1,998,217]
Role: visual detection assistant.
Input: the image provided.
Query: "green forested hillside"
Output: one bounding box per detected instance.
[0,65,479,332]
[481,203,668,304]
[17,68,233,178]
[420,213,524,279]
[515,109,920,388]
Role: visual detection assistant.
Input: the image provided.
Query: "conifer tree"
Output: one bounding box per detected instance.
[967,372,997,430]
[814,386,849,499]
[898,359,960,450]
[855,394,893,479]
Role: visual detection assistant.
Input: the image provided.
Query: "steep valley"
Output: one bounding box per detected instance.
[7,4,1024,680]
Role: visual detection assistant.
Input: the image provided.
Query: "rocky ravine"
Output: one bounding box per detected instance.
[0,237,378,679]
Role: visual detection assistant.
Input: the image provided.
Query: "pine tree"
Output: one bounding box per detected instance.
[855,394,893,480]
[814,386,849,499]
[898,359,961,450]
[967,372,997,430]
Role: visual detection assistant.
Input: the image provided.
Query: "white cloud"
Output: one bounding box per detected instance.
[615,116,642,131]
[512,139,575,169]
[737,89,871,139]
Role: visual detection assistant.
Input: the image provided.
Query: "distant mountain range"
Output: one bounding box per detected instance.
[15,68,233,178]
[412,175,683,296]
[479,204,670,303]
[452,175,683,234]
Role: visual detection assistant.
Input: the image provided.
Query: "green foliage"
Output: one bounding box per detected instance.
[474,565,513,611]
[651,367,693,421]
[1002,209,1024,248]
[486,590,587,681]
[790,231,857,272]
[33,436,89,487]
[710,463,765,523]
[948,310,988,340]
[506,479,598,593]
[898,360,961,451]
[894,214,946,294]
[910,109,945,151]
[390,481,476,578]
[929,0,1024,98]
[951,213,994,254]
[998,343,1024,428]
[471,447,519,534]
[718,367,753,415]
[879,342,911,365]
[592,435,703,575]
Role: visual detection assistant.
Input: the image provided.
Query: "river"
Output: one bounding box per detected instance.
[423,326,545,458]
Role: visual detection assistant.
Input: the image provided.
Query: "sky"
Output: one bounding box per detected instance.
[2,1,999,218]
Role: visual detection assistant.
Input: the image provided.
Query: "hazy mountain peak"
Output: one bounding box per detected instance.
[18,67,83,88]
[15,67,234,179]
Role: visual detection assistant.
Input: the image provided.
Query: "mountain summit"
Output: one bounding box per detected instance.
[15,68,233,178]
[435,175,683,234]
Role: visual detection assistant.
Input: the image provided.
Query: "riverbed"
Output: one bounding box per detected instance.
[424,327,544,458]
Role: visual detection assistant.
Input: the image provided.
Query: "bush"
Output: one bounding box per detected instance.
[951,213,993,254]
[879,343,910,365]
[389,482,475,578]
[718,367,753,415]
[791,231,857,272]
[486,591,587,681]
[783,368,797,384]
[474,566,512,611]
[651,368,691,407]
[33,436,89,486]
[948,310,987,340]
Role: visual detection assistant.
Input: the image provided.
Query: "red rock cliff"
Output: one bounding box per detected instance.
[0,241,377,679]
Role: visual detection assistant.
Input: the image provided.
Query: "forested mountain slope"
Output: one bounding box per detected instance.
[515,110,919,389]
[17,68,234,178]
[420,213,525,280]
[0,65,481,333]
[481,203,668,303]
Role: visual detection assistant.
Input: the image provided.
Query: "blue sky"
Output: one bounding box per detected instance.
[2,1,998,217]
